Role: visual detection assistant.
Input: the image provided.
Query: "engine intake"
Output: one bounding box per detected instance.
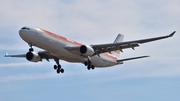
[26,51,41,62]
[80,45,94,56]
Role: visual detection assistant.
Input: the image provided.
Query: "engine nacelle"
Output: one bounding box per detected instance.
[80,45,95,56]
[26,51,41,62]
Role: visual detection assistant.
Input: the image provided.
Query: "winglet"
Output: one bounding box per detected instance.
[169,31,176,37]
[5,52,9,57]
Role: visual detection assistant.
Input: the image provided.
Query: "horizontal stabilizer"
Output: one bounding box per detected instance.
[117,56,149,62]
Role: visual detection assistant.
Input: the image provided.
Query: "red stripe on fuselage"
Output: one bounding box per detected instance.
[39,28,82,46]
[38,28,117,62]
[101,53,117,61]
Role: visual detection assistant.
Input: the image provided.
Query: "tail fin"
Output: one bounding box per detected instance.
[111,34,124,58]
[113,34,124,43]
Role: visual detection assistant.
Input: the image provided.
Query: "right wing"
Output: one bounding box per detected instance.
[65,31,175,56]
[91,31,175,55]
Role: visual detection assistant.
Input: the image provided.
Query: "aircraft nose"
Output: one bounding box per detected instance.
[19,27,35,43]
[19,29,24,36]
[19,26,30,33]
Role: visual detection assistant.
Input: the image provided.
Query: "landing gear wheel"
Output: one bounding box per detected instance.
[84,61,88,66]
[54,58,65,74]
[86,60,95,70]
[56,68,64,74]
[54,65,58,70]
[57,69,60,74]
[55,64,63,74]
[87,65,91,70]
[60,68,64,73]
[29,48,34,52]
[58,65,61,69]
[86,61,95,70]
[91,65,95,70]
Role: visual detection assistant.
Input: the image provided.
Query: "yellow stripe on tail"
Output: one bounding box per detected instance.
[112,34,124,58]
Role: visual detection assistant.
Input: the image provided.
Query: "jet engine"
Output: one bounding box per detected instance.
[80,45,95,56]
[26,51,41,62]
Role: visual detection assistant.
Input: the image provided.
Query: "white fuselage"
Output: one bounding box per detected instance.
[19,27,121,68]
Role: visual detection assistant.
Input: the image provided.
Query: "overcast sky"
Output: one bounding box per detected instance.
[0,0,180,101]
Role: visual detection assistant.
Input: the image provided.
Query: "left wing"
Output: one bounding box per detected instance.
[5,51,55,61]
[5,52,26,57]
[91,31,175,55]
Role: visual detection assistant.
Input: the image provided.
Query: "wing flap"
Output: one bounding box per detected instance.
[93,43,139,54]
[38,51,55,61]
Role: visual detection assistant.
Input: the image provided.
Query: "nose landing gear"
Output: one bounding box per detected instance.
[28,44,34,52]
[29,48,34,52]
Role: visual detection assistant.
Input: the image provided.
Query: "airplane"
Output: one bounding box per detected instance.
[5,26,176,74]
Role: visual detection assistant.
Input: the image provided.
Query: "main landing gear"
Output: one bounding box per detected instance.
[54,58,64,74]
[84,60,95,70]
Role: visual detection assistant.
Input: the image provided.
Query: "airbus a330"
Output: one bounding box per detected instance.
[5,27,175,74]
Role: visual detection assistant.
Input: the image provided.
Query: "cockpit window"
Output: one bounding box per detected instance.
[21,27,30,30]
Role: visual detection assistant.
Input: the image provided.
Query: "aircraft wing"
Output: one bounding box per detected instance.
[5,51,55,61]
[37,51,55,61]
[5,52,26,57]
[91,31,175,55]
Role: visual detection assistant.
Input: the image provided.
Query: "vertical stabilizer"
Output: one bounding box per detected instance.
[112,34,124,58]
[113,34,124,43]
